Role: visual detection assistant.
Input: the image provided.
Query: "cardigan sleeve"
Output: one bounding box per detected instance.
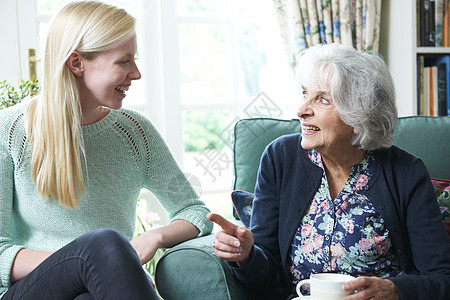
[385,155,450,299]
[0,112,25,292]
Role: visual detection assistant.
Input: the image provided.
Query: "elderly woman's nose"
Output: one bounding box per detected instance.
[297,101,312,119]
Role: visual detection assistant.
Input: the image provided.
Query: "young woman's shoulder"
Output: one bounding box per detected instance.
[0,101,27,137]
[0,101,27,119]
[114,107,154,128]
[113,107,163,140]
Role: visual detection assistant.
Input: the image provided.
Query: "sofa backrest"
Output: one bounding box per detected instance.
[232,116,450,196]
[392,116,450,180]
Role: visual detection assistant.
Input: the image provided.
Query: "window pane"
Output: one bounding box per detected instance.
[38,0,71,13]
[237,22,267,98]
[38,0,138,14]
[177,0,231,14]
[179,24,233,104]
[182,109,233,191]
[236,0,299,117]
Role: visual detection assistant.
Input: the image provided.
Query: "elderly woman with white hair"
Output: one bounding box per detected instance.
[208,43,450,300]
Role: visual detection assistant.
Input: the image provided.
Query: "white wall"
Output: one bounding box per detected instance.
[379,0,416,117]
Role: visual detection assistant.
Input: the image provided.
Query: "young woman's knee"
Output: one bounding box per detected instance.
[76,228,137,262]
[86,228,128,246]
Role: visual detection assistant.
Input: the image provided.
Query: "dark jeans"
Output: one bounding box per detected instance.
[3,228,158,300]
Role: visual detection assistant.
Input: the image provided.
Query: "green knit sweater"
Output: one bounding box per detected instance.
[0,102,213,295]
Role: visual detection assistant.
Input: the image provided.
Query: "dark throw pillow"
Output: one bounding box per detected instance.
[231,190,255,228]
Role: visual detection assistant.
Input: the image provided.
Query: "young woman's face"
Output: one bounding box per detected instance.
[78,36,141,110]
[297,84,355,155]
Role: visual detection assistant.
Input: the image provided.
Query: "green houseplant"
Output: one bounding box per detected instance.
[0,79,40,110]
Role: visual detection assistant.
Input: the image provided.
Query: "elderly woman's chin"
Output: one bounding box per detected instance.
[301,132,326,151]
[300,136,317,150]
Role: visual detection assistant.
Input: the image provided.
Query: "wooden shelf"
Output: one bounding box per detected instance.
[416,47,450,54]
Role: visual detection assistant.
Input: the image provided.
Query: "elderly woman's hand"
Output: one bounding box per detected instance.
[342,276,399,300]
[206,213,254,266]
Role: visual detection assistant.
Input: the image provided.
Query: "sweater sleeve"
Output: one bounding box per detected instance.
[0,111,25,291]
[131,111,213,236]
[387,156,450,300]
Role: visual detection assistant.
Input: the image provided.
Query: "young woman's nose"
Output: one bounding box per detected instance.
[130,62,141,80]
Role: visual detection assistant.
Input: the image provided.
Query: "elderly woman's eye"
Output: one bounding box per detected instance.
[320,97,329,104]
[301,91,308,100]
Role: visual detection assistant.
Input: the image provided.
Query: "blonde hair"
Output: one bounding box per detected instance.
[25,1,136,208]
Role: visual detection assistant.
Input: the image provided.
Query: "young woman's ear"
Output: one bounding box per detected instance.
[66,51,84,77]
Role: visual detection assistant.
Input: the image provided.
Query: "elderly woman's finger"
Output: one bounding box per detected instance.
[343,277,372,293]
[342,277,397,300]
[212,237,241,253]
[215,230,241,251]
[211,229,242,261]
[207,213,239,235]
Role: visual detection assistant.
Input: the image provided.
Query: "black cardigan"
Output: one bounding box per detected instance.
[230,134,450,300]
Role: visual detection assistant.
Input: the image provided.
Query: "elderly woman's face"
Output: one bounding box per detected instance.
[297,84,355,155]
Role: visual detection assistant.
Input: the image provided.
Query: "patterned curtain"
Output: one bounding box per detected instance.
[273,0,382,69]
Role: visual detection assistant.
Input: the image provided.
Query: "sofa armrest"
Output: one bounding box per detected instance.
[155,233,252,299]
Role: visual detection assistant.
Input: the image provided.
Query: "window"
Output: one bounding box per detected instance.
[175,0,299,217]
[32,0,300,218]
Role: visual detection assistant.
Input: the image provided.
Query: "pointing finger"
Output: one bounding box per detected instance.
[207,213,238,235]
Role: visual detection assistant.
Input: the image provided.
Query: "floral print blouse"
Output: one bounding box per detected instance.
[289,149,402,283]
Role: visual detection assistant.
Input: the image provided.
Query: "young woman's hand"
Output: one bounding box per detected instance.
[206,213,254,266]
[130,219,200,265]
[130,231,161,265]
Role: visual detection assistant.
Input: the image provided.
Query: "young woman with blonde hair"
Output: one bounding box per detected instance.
[0,1,212,298]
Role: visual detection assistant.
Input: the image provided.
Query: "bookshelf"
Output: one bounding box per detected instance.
[379,0,449,117]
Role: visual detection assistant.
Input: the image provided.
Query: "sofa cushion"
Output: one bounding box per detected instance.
[432,178,450,236]
[433,178,450,221]
[155,233,251,299]
[232,118,301,219]
[392,116,450,180]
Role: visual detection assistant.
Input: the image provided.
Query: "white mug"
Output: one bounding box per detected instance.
[296,273,355,300]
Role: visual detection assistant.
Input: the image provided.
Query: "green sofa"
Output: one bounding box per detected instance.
[155,116,450,300]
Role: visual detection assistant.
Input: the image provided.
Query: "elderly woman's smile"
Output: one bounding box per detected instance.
[302,124,320,132]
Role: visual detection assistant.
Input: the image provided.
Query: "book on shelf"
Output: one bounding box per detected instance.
[432,66,439,115]
[418,0,449,46]
[430,0,436,46]
[437,62,448,115]
[445,0,450,47]
[417,56,425,115]
[419,55,450,116]
[423,66,430,114]
[436,0,444,46]
[419,0,431,46]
